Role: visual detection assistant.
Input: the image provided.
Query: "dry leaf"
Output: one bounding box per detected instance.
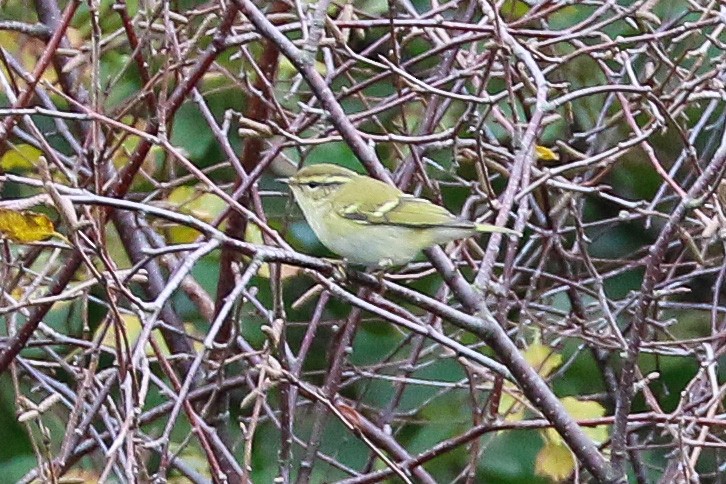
[0,208,57,243]
[337,403,362,429]
[718,180,726,209]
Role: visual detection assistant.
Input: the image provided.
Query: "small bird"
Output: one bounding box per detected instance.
[286,163,519,267]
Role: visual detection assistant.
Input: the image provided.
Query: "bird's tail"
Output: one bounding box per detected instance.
[474,223,521,236]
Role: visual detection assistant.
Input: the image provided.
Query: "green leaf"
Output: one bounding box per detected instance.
[0,144,42,171]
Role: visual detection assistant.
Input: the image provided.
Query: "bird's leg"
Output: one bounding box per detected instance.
[329,257,350,284]
[371,258,394,288]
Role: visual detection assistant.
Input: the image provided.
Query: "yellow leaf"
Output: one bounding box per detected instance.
[523,342,562,377]
[99,314,169,356]
[10,287,24,300]
[167,185,195,205]
[535,145,559,162]
[544,397,608,445]
[167,186,226,243]
[187,193,226,221]
[535,441,575,482]
[498,393,526,422]
[560,396,606,420]
[168,186,225,222]
[278,56,327,80]
[555,397,609,445]
[0,144,42,171]
[498,341,563,421]
[0,209,57,243]
[168,226,204,244]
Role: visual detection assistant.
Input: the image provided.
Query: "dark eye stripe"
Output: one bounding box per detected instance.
[293,174,351,188]
[303,181,342,189]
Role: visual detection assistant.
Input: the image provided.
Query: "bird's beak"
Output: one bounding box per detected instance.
[277,177,291,185]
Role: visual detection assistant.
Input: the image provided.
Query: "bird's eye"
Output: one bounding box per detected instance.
[305,182,321,189]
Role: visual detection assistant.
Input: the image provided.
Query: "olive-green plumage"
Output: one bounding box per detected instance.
[287,164,518,266]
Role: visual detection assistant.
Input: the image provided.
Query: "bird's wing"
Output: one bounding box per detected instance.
[332,177,464,228]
